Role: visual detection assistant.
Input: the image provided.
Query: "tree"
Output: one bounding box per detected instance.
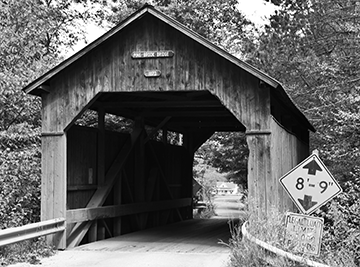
[245,0,360,262]
[0,0,104,230]
[247,0,360,183]
[0,0,98,131]
[196,132,249,189]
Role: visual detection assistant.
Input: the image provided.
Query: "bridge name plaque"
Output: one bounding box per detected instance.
[131,50,174,59]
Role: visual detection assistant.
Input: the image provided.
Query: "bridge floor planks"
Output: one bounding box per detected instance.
[74,218,240,253]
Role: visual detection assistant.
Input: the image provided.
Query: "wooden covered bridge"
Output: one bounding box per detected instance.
[23,5,314,249]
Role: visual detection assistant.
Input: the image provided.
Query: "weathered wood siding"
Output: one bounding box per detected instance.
[246,133,272,217]
[42,14,270,133]
[41,134,66,249]
[269,117,309,213]
[67,126,97,209]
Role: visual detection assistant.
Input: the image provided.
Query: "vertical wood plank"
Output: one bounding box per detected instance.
[97,108,105,186]
[41,136,54,221]
[88,221,97,243]
[246,133,272,218]
[113,171,122,236]
[54,134,67,249]
[41,134,67,249]
[133,117,147,228]
[246,135,258,217]
[98,225,106,240]
[270,117,310,213]
[183,133,195,219]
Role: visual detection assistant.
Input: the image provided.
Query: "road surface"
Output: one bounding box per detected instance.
[10,195,246,267]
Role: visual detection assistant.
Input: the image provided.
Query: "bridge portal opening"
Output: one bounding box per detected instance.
[65,91,246,247]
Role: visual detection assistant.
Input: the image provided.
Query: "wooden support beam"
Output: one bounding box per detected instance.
[67,185,98,191]
[66,199,192,223]
[41,134,67,249]
[98,225,105,240]
[133,117,147,229]
[87,144,131,207]
[148,143,174,200]
[190,130,215,153]
[122,169,142,230]
[66,127,142,248]
[90,109,105,247]
[246,133,272,219]
[146,168,159,201]
[168,118,239,125]
[162,128,168,144]
[88,221,98,243]
[97,107,106,186]
[148,142,183,221]
[144,110,230,117]
[144,116,171,143]
[122,169,134,203]
[113,169,122,237]
[98,100,221,109]
[101,219,113,238]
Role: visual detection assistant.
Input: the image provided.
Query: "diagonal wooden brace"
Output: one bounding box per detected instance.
[67,127,142,248]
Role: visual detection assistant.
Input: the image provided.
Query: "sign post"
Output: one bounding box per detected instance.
[279,153,342,215]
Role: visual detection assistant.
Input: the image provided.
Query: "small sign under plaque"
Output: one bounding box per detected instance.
[132,50,174,59]
[284,212,324,256]
[144,70,161,78]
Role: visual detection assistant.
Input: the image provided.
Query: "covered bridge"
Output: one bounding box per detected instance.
[23,5,314,249]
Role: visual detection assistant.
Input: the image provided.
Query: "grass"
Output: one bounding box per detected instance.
[225,209,357,267]
[0,237,55,266]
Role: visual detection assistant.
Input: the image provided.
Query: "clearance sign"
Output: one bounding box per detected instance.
[280,152,342,256]
[279,153,342,215]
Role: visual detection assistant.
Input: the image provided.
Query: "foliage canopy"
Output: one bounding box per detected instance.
[0,0,359,264]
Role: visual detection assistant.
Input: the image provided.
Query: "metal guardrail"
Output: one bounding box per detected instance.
[241,221,330,267]
[0,218,65,247]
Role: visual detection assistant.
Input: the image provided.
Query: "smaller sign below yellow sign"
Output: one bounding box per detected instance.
[284,212,324,256]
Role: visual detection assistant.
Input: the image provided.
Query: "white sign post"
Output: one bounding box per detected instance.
[279,153,342,215]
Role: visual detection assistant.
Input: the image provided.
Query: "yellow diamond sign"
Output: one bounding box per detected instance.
[279,154,342,214]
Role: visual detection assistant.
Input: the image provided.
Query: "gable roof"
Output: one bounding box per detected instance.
[22,4,315,132]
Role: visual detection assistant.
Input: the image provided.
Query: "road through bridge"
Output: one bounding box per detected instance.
[10,195,245,267]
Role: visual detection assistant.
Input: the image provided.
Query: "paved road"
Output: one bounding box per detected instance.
[10,195,246,267]
[213,194,247,219]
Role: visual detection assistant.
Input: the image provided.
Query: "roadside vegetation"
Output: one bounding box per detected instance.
[0,0,359,266]
[0,238,54,266]
[226,207,357,267]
